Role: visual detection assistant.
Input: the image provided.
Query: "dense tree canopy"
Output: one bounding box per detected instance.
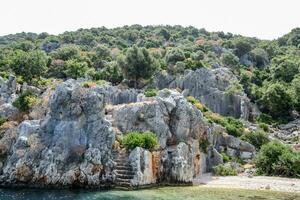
[0,25,300,121]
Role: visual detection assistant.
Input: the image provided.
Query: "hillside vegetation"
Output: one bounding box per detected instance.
[0,26,300,122]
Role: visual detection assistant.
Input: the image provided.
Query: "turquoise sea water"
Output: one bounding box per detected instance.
[0,187,299,200]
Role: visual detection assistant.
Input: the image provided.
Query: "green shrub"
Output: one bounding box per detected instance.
[223,117,244,137]
[199,138,210,153]
[213,164,238,176]
[256,113,273,124]
[0,117,7,126]
[122,131,158,150]
[144,88,158,97]
[203,112,245,137]
[258,123,269,132]
[186,96,208,112]
[240,130,270,150]
[255,141,300,178]
[221,152,231,163]
[12,91,38,112]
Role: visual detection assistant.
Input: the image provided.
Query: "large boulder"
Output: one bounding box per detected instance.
[0,80,116,187]
[0,103,18,119]
[129,147,157,186]
[112,89,206,148]
[159,141,201,183]
[153,68,251,119]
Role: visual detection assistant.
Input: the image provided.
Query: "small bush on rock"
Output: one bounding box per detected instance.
[213,164,238,176]
[240,130,270,150]
[12,91,38,112]
[0,117,7,126]
[258,123,269,132]
[122,131,158,150]
[186,96,208,112]
[199,138,210,153]
[144,88,158,97]
[255,141,300,178]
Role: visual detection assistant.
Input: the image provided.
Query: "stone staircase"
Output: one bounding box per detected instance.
[113,149,135,188]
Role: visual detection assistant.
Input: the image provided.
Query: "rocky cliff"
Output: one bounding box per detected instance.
[0,76,256,189]
[152,68,253,120]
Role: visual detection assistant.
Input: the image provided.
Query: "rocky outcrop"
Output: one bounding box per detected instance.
[207,123,255,163]
[0,79,256,189]
[129,148,157,186]
[271,119,300,149]
[0,75,18,104]
[152,68,252,120]
[0,80,116,187]
[110,90,208,185]
[112,89,206,149]
[97,84,139,105]
[0,76,19,120]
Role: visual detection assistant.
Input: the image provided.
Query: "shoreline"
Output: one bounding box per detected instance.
[194,174,300,193]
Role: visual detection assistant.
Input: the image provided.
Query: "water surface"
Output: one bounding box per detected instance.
[0,187,299,200]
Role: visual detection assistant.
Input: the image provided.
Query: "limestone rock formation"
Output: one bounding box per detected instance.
[0,80,115,187]
[112,89,206,149]
[0,76,19,120]
[153,68,252,119]
[0,79,256,189]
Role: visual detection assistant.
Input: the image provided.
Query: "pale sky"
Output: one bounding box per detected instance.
[0,0,299,39]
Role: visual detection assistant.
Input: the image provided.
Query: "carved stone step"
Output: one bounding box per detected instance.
[115,166,133,170]
[116,174,134,179]
[116,177,132,182]
[115,170,135,176]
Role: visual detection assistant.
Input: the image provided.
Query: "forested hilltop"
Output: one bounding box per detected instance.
[1,25,300,123]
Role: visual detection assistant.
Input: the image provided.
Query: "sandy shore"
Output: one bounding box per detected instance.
[193,174,300,193]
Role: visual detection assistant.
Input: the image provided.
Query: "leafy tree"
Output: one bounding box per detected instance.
[192,50,205,61]
[270,55,299,83]
[221,51,239,68]
[90,45,111,69]
[249,48,269,67]
[50,45,81,61]
[119,45,158,88]
[291,75,300,111]
[92,61,123,84]
[12,40,36,52]
[165,48,185,64]
[260,82,293,118]
[158,28,171,40]
[233,37,252,57]
[11,50,49,83]
[65,59,89,79]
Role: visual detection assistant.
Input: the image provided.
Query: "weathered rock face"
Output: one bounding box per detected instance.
[0,79,256,189]
[159,141,201,183]
[129,147,157,186]
[152,68,251,120]
[0,75,18,104]
[271,119,300,150]
[0,80,116,187]
[110,90,207,185]
[0,76,19,120]
[207,123,255,164]
[112,89,206,149]
[97,84,139,105]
